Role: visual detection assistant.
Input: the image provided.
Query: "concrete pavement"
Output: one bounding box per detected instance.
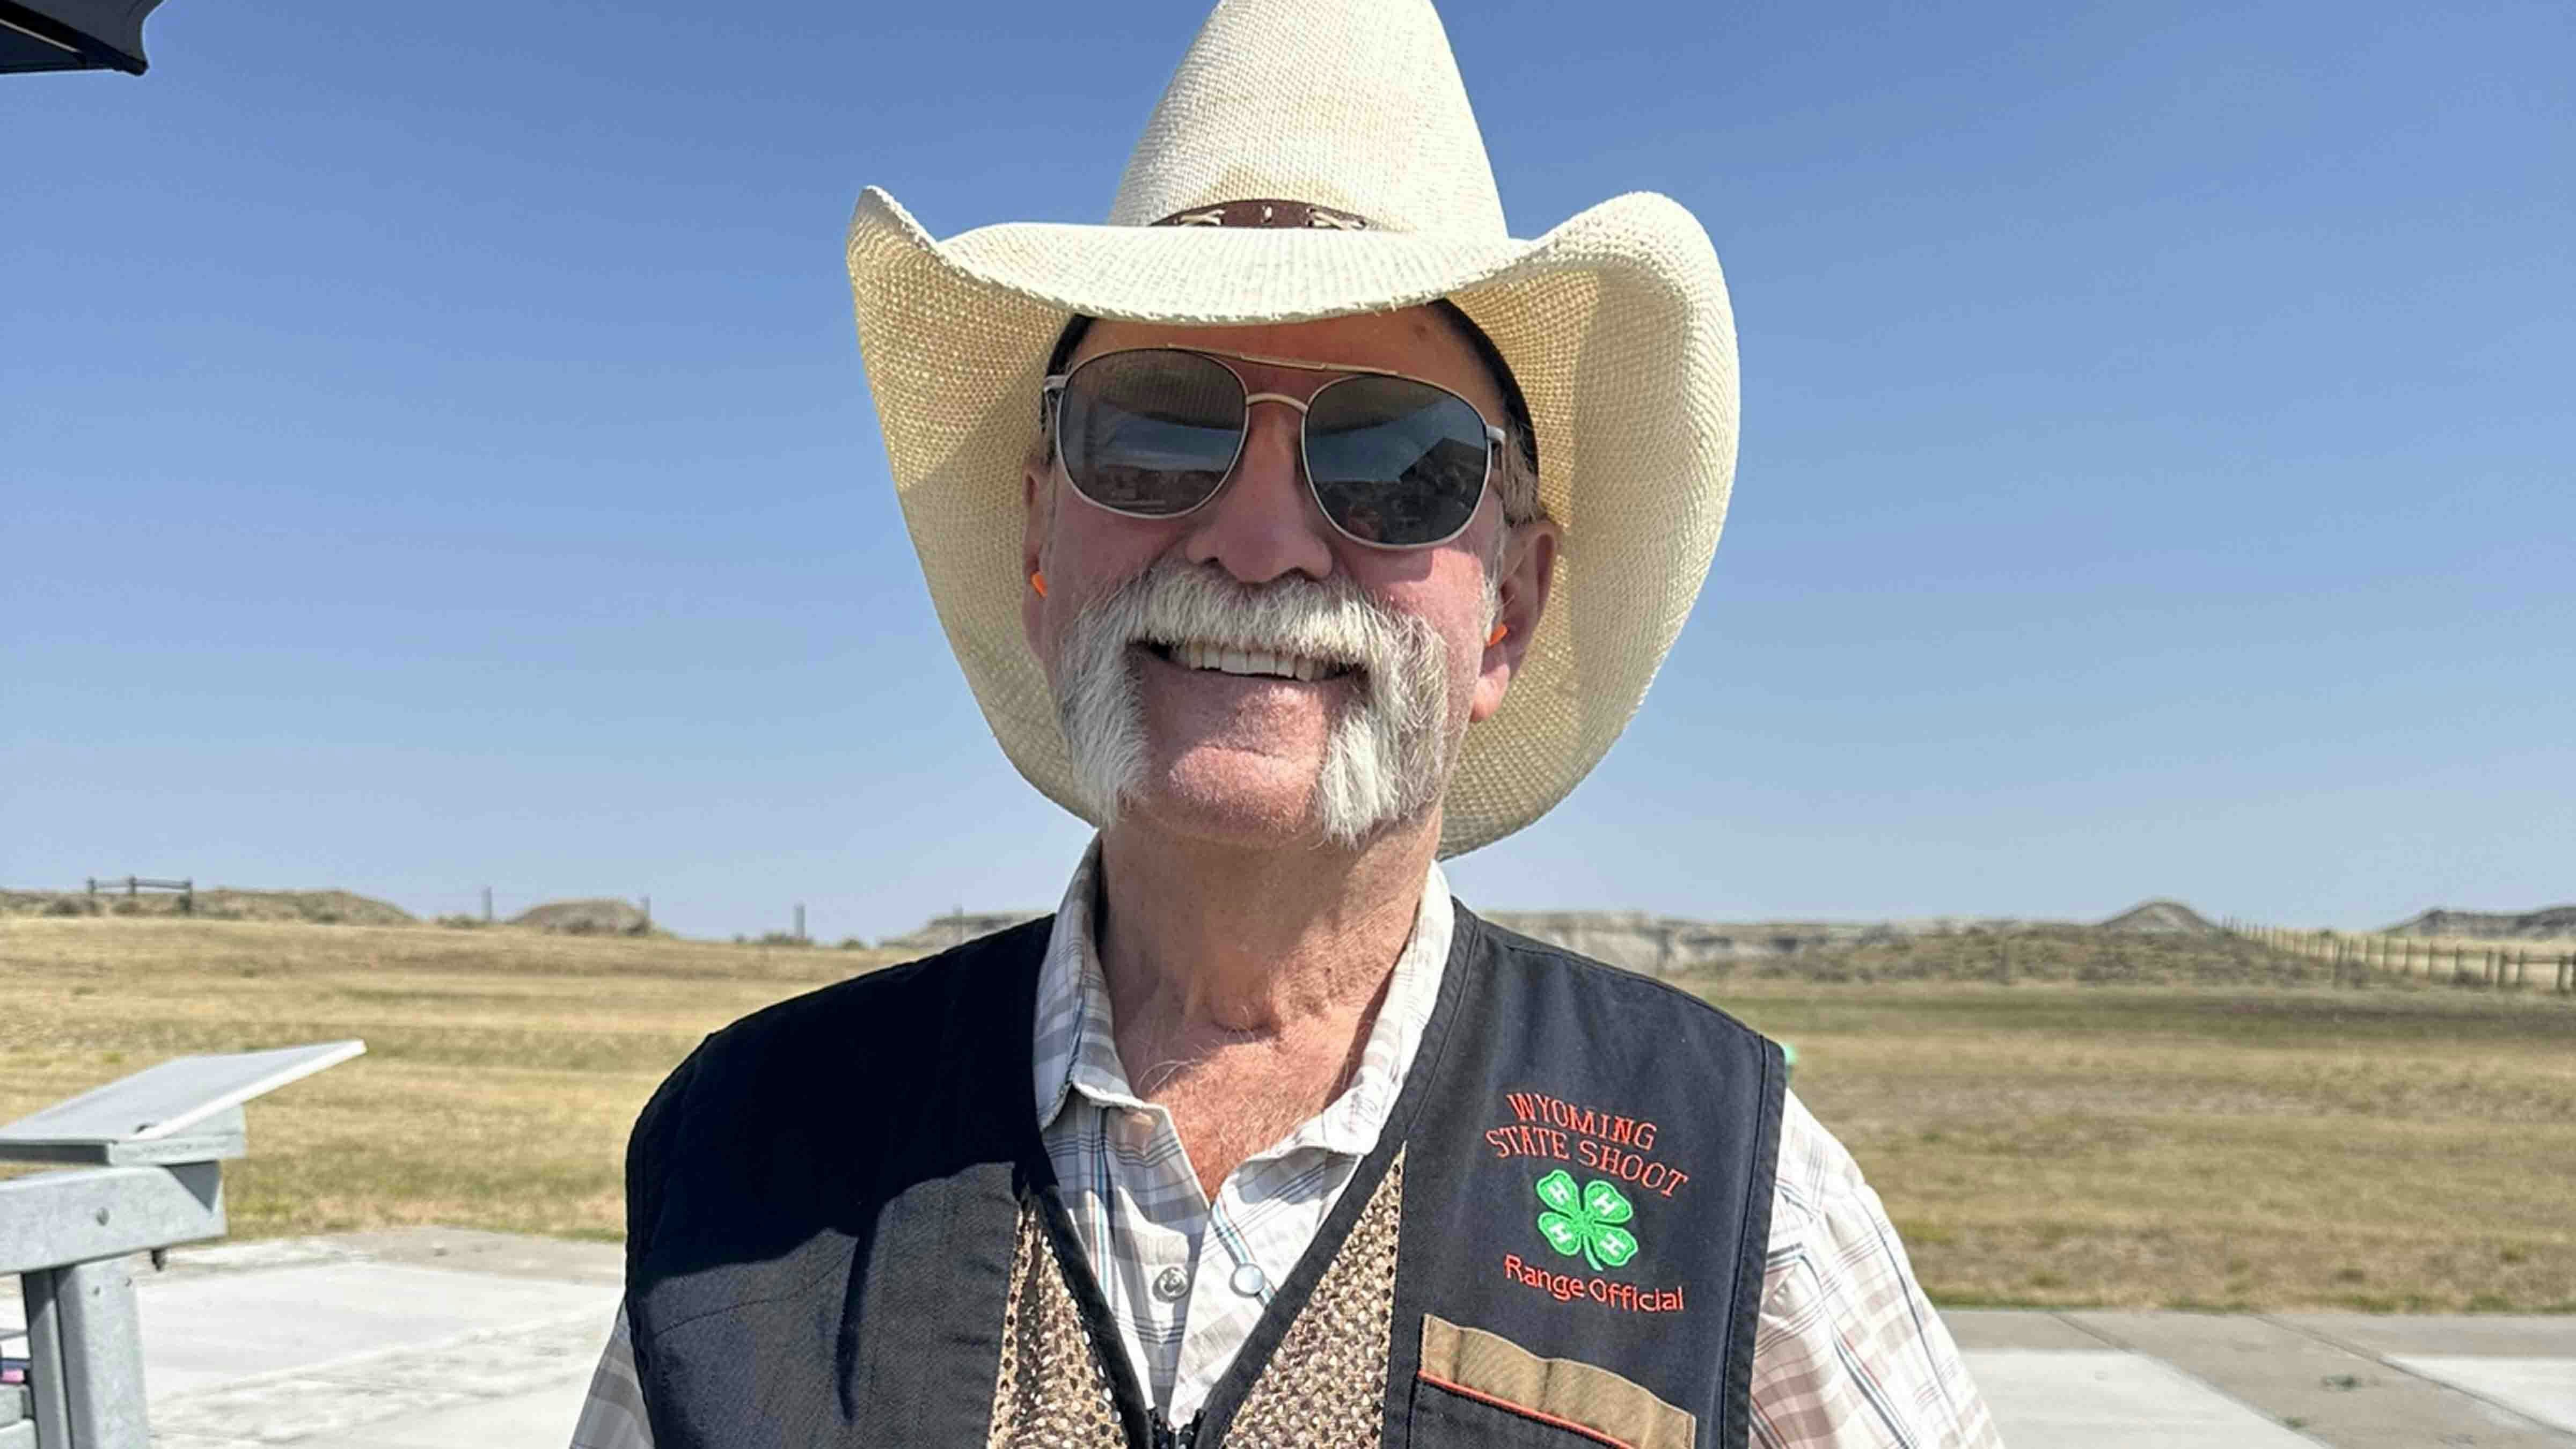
[4,1229,2569,1446]
[4,1230,620,1449]
[1945,1307,2575,1447]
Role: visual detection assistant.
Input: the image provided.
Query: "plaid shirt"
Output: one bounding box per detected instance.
[574,848,1999,1446]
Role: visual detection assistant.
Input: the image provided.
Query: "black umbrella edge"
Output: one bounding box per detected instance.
[0,0,149,75]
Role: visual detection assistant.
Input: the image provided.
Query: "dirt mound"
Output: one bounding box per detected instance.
[2096,899,2220,935]
[0,887,415,925]
[2385,905,2576,941]
[510,898,652,934]
[879,911,1046,956]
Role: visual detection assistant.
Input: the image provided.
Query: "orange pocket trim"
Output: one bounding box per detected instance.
[1417,1370,1634,1449]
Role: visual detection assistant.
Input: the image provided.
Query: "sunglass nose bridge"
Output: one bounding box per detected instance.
[1240,391,1312,414]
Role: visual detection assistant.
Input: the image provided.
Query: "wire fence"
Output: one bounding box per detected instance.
[84,875,193,912]
[2219,916,2576,993]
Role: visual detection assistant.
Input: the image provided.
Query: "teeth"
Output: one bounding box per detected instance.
[1168,641,1337,680]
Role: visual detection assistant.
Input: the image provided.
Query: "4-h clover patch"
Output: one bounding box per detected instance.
[1532,1168,1639,1270]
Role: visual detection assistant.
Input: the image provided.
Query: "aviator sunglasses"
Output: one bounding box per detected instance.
[1042,347,1507,550]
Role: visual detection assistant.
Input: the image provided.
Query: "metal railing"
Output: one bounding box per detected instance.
[1,1042,363,1448]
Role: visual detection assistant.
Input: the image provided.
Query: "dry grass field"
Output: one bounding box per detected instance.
[0,918,885,1242]
[4,916,2571,1312]
[1702,979,2576,1312]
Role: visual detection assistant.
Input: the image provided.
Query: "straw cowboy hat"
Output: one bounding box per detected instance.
[844,0,1739,857]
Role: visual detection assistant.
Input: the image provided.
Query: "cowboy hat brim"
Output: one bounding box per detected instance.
[845,183,1738,856]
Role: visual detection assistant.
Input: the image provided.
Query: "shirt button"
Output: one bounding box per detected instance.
[1229,1264,1266,1298]
[1153,1265,1189,1302]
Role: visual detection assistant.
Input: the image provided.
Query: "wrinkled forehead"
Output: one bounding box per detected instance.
[1053,305,1516,429]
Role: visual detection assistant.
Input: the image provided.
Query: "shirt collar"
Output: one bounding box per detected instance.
[1032,838,1452,1160]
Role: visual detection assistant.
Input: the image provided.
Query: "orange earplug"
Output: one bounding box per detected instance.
[1487,621,1510,647]
[1030,569,1048,598]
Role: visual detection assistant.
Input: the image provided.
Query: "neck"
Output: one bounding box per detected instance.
[1094,813,1437,1075]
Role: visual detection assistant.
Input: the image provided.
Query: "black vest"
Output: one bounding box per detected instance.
[626,906,1785,1447]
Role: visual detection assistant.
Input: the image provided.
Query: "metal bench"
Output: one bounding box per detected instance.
[0,1042,363,1449]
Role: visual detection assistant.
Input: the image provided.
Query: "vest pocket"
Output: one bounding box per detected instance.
[1407,1372,1632,1447]
[1404,1314,1696,1449]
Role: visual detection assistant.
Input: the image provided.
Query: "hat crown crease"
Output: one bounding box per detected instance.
[1106,0,1509,239]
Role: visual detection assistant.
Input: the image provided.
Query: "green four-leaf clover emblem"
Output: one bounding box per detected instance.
[1533,1169,1639,1270]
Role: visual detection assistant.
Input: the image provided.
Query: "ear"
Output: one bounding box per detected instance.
[1470,517,1560,724]
[1020,457,1053,660]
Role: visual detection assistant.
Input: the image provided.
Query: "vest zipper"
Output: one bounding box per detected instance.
[1148,1409,1203,1448]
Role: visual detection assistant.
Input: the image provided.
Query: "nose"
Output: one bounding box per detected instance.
[1178,397,1336,584]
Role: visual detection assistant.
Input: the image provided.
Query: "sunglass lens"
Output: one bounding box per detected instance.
[1302,376,1491,546]
[1058,350,1245,517]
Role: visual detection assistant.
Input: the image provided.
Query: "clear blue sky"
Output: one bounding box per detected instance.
[8,1,2568,943]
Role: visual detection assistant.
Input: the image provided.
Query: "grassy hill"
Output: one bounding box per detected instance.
[2,887,418,925]
[1729,923,2345,986]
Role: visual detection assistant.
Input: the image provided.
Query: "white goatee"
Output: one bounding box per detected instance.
[1051,560,1459,848]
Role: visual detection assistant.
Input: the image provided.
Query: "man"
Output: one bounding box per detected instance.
[575,1,1999,1445]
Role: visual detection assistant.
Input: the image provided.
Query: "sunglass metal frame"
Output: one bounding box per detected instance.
[1040,345,1507,552]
